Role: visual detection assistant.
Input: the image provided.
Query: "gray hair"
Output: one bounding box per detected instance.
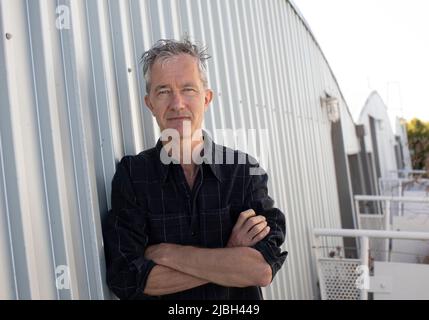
[141,38,211,93]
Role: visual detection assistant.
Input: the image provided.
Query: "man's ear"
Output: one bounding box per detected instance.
[204,89,213,111]
[144,95,154,114]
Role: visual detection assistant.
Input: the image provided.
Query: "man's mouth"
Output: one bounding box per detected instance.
[167,116,191,121]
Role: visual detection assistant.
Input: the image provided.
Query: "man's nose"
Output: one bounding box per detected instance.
[170,91,185,111]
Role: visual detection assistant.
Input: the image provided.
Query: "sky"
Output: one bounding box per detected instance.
[292,0,429,122]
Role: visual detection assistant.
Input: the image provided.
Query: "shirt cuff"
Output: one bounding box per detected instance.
[252,240,288,282]
[131,257,160,300]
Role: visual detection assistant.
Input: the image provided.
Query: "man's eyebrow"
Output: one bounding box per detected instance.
[182,82,198,88]
[154,84,170,91]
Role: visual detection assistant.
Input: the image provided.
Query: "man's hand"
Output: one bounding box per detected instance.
[226,209,270,247]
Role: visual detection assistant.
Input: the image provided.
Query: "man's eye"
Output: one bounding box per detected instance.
[158,90,170,95]
[183,88,197,94]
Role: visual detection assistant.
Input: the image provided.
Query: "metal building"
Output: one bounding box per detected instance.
[1,0,365,299]
[394,117,412,173]
[358,92,400,181]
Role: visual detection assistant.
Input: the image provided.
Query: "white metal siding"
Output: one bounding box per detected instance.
[359,92,399,179]
[0,0,346,299]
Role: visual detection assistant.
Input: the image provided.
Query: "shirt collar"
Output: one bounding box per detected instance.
[155,138,171,184]
[155,130,223,184]
[201,131,223,182]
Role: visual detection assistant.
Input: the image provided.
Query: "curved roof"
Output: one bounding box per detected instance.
[359,91,393,129]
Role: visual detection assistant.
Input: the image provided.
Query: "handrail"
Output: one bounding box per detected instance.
[379,177,429,182]
[390,169,427,174]
[354,195,429,202]
[313,228,429,240]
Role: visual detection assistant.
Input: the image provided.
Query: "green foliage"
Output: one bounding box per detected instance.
[407,118,429,171]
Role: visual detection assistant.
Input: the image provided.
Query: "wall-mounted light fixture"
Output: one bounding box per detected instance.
[321,92,340,123]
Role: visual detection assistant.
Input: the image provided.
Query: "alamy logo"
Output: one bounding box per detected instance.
[55,265,70,290]
[159,125,270,175]
[355,265,370,290]
[56,5,70,30]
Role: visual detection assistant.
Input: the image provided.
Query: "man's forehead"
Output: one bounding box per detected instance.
[150,54,202,86]
[153,53,198,69]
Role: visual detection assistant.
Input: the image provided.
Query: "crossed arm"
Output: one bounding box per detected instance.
[143,210,272,296]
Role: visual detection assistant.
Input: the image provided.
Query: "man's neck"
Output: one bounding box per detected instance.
[167,134,204,189]
[180,137,203,175]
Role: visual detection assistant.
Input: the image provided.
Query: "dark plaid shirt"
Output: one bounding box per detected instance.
[103,133,287,300]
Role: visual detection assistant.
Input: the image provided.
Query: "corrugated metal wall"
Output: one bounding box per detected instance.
[0,0,347,299]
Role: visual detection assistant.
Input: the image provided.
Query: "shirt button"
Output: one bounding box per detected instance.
[191,231,196,236]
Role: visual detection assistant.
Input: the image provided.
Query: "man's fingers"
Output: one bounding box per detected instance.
[229,211,270,248]
[243,215,266,232]
[235,209,256,229]
[248,221,268,239]
[250,226,270,245]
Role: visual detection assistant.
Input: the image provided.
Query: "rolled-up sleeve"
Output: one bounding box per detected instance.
[245,163,288,281]
[103,156,158,300]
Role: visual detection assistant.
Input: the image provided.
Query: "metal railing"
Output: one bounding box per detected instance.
[353,195,429,261]
[389,169,427,179]
[379,177,429,197]
[313,228,429,300]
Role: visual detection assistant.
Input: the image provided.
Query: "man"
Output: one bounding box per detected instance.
[103,38,287,300]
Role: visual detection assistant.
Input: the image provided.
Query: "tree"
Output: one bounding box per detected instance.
[407,118,429,173]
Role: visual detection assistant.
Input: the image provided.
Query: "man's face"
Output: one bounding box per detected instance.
[144,54,213,138]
